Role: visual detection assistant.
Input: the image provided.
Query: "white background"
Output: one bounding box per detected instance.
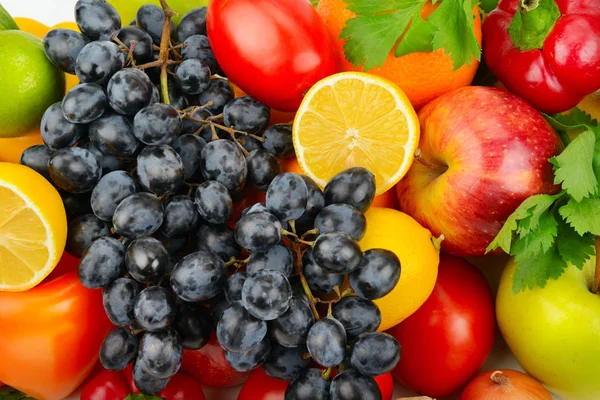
[0,0,544,399]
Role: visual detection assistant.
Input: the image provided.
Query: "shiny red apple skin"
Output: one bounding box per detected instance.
[397,86,563,256]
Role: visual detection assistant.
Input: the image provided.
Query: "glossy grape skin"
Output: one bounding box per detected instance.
[193,47,222,76]
[225,336,271,372]
[138,328,183,379]
[196,223,241,261]
[266,173,309,221]
[235,211,282,253]
[200,139,247,192]
[20,145,51,180]
[136,4,174,45]
[137,145,185,194]
[89,113,139,156]
[125,237,170,283]
[49,147,102,193]
[238,136,263,153]
[216,302,268,353]
[224,272,247,303]
[171,134,206,181]
[324,167,376,213]
[312,232,362,275]
[175,59,211,95]
[302,249,343,296]
[350,332,400,376]
[262,124,294,158]
[173,302,212,350]
[288,275,308,301]
[133,104,182,145]
[66,214,109,257]
[247,244,293,277]
[161,195,199,238]
[134,286,177,332]
[349,249,401,300]
[315,204,367,241]
[107,68,153,115]
[116,26,153,63]
[240,203,269,219]
[223,97,270,134]
[295,175,326,233]
[100,327,138,371]
[90,171,136,221]
[75,41,123,85]
[177,7,208,42]
[270,298,314,348]
[78,140,123,174]
[60,191,93,221]
[193,180,232,224]
[306,317,346,367]
[41,102,85,150]
[164,80,189,109]
[247,150,282,190]
[154,231,187,256]
[43,28,90,74]
[113,193,164,238]
[170,251,227,302]
[62,83,107,124]
[133,359,170,395]
[103,277,141,326]
[198,78,233,114]
[286,368,330,400]
[181,34,211,60]
[241,270,292,321]
[263,343,310,381]
[78,237,124,288]
[330,369,381,400]
[180,108,212,137]
[332,297,381,340]
[210,293,231,323]
[75,0,121,40]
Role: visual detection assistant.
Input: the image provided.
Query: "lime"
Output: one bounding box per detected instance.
[108,0,209,26]
[0,31,65,138]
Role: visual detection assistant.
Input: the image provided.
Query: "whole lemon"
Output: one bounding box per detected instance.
[360,207,440,331]
[0,30,65,138]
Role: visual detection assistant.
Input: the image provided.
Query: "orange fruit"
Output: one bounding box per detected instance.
[0,130,44,164]
[0,162,67,291]
[51,21,80,32]
[359,208,440,331]
[293,72,419,195]
[13,17,49,39]
[316,0,483,109]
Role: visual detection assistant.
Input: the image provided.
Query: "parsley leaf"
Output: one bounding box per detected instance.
[427,0,481,69]
[310,0,320,6]
[551,130,598,202]
[544,108,597,132]
[559,197,600,236]
[341,0,481,71]
[512,237,566,294]
[557,217,595,269]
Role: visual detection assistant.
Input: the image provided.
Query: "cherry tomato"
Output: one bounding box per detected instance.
[207,0,337,112]
[179,332,250,388]
[387,255,496,398]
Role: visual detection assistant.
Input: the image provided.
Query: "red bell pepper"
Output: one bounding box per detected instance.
[484,0,600,113]
[81,366,206,400]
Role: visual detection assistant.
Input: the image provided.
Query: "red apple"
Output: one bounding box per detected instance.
[397,86,563,256]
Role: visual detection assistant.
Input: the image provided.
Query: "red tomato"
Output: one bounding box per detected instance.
[374,373,394,400]
[207,0,337,112]
[387,255,496,398]
[179,332,250,388]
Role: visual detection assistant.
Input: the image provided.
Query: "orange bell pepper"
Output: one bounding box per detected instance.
[0,253,112,400]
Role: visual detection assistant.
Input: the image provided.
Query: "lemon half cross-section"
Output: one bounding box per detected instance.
[293,72,420,195]
[0,162,67,291]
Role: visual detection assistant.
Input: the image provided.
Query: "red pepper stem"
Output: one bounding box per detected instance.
[508,0,560,51]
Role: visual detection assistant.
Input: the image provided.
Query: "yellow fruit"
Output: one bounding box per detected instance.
[51,21,80,32]
[293,72,420,195]
[0,163,67,291]
[359,208,440,331]
[0,130,44,164]
[578,91,600,121]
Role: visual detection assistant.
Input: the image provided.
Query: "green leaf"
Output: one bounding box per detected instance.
[427,0,481,69]
[0,4,19,31]
[310,0,320,6]
[559,197,600,236]
[556,217,595,269]
[479,0,500,13]
[544,108,597,132]
[516,193,563,236]
[394,15,436,58]
[512,239,567,294]
[486,194,560,254]
[551,130,598,202]
[124,394,162,400]
[0,387,35,400]
[508,0,560,51]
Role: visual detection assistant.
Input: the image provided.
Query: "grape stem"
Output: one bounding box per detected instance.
[292,245,321,320]
[158,0,176,104]
[321,367,332,380]
[282,229,315,246]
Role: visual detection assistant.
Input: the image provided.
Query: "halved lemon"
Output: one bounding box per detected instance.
[0,162,67,291]
[293,72,420,195]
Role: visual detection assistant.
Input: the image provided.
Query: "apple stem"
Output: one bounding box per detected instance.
[414,149,446,173]
[593,236,600,294]
[490,370,511,386]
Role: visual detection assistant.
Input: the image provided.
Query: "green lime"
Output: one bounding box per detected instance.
[108,0,209,27]
[0,31,65,138]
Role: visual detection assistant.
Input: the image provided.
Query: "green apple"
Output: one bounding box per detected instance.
[108,0,209,26]
[497,258,600,399]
